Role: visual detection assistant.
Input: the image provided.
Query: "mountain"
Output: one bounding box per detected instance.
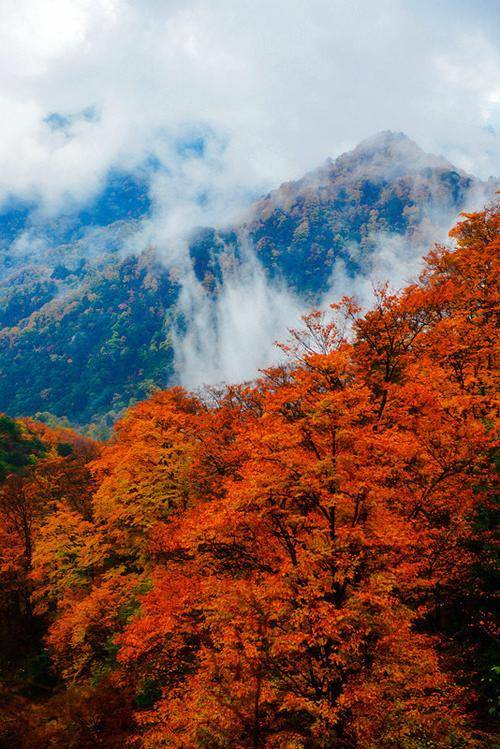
[0,132,492,429]
[189,131,477,295]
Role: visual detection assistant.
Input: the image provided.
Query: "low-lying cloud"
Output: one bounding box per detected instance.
[172,241,305,388]
[171,190,487,389]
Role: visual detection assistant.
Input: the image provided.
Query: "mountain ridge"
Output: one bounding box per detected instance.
[0,132,495,429]
[188,131,480,296]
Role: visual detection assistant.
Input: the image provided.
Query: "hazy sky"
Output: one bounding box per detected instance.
[1,0,499,226]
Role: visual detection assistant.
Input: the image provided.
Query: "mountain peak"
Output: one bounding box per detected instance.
[356,130,412,149]
[266,132,469,209]
[337,130,454,175]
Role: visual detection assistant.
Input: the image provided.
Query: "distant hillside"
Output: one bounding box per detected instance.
[0,252,176,430]
[0,132,492,427]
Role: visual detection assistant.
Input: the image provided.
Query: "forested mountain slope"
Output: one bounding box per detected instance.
[0,132,491,428]
[189,130,477,293]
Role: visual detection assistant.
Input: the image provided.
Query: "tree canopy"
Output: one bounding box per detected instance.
[0,204,498,747]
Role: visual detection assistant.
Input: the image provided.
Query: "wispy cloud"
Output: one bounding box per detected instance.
[171,189,488,388]
[172,238,305,388]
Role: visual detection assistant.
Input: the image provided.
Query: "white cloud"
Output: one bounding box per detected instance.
[0,0,498,218]
[172,241,305,388]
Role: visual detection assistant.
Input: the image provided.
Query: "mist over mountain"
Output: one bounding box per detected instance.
[0,132,495,430]
[188,131,480,295]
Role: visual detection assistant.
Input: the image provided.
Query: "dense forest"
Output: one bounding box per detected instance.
[0,205,498,747]
[0,132,484,429]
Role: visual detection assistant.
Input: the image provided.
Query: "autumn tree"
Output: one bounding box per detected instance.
[1,204,497,747]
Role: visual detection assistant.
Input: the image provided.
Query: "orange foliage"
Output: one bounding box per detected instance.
[0,205,498,747]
